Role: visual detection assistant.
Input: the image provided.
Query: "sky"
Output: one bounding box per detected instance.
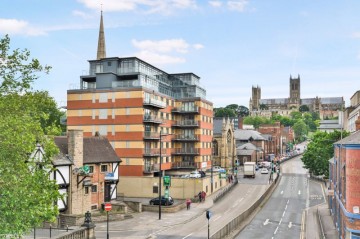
[1,0,360,108]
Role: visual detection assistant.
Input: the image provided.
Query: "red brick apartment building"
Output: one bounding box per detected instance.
[329,119,360,238]
[66,12,213,197]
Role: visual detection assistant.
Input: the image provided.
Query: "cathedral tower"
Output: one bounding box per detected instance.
[251,86,261,110]
[289,75,300,108]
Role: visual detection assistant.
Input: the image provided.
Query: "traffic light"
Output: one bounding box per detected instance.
[163,176,171,186]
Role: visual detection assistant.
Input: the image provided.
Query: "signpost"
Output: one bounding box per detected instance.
[105,203,112,239]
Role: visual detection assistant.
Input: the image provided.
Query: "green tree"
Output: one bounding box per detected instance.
[290,111,302,120]
[259,104,268,110]
[0,35,61,236]
[214,107,236,117]
[301,130,350,177]
[299,105,310,112]
[243,116,272,129]
[293,119,308,142]
[237,105,249,117]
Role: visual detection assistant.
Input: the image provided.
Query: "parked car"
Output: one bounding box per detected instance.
[206,166,226,173]
[260,168,269,174]
[180,174,190,178]
[149,196,174,206]
[189,171,201,178]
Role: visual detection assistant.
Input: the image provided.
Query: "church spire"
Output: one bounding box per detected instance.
[97,10,106,60]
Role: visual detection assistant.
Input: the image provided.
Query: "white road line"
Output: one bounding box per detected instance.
[287,199,289,204]
[274,226,279,234]
[263,219,269,225]
[282,211,285,217]
[288,222,292,228]
[182,233,193,239]
[298,190,301,195]
[281,190,284,194]
[285,205,288,210]
[279,218,282,225]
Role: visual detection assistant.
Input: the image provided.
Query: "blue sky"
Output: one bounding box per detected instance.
[1,0,360,108]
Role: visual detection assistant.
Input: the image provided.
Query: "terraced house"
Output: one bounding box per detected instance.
[66,12,213,197]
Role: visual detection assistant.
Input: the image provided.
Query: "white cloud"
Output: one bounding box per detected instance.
[72,10,93,19]
[77,0,197,14]
[131,39,203,65]
[132,39,190,53]
[227,0,248,12]
[0,18,46,36]
[134,50,186,65]
[193,43,204,49]
[351,32,360,39]
[209,1,222,7]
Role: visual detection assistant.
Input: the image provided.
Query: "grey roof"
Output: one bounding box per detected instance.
[320,120,339,124]
[320,97,343,104]
[52,155,73,166]
[54,136,121,164]
[237,143,256,150]
[301,98,314,105]
[334,131,360,145]
[234,129,265,141]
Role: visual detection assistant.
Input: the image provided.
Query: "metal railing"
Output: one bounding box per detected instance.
[172,120,199,127]
[172,148,200,155]
[172,135,199,141]
[143,98,166,108]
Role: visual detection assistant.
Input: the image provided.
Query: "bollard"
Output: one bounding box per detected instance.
[50,225,52,238]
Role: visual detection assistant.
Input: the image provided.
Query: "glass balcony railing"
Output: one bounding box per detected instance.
[172,120,199,127]
[143,98,166,108]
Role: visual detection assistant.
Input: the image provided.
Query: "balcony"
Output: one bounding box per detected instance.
[172,120,199,127]
[143,163,159,173]
[143,98,166,109]
[143,115,162,124]
[171,161,199,169]
[144,132,160,140]
[171,106,199,114]
[143,148,160,157]
[172,148,200,155]
[172,135,199,141]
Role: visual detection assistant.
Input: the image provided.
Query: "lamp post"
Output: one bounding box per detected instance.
[158,131,163,220]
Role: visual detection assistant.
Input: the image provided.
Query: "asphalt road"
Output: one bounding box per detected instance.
[235,155,325,239]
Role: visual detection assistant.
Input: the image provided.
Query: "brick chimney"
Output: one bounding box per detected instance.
[356,116,360,132]
[68,129,83,168]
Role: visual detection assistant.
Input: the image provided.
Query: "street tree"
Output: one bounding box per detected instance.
[293,119,308,142]
[302,130,349,177]
[0,35,61,236]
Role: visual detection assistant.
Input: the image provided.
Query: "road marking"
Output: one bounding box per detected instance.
[274,226,279,234]
[298,190,301,195]
[182,233,193,239]
[288,222,292,228]
[287,199,289,204]
[263,219,269,225]
[281,190,284,194]
[282,211,285,217]
[279,218,282,224]
[285,205,288,210]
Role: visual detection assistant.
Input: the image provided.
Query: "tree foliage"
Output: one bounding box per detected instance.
[301,130,350,177]
[214,104,249,117]
[243,116,272,129]
[293,119,309,142]
[299,105,310,112]
[0,35,61,236]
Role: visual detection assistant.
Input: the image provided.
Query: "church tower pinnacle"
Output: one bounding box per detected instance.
[97,10,106,60]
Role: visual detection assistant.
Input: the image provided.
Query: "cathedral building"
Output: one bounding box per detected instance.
[249,75,344,119]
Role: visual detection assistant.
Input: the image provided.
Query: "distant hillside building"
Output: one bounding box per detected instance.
[249,75,344,119]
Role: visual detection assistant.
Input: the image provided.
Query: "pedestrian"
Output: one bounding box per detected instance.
[186,198,191,210]
[198,191,202,202]
[201,191,206,202]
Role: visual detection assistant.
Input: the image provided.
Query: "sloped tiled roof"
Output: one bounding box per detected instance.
[237,149,253,156]
[334,131,360,145]
[213,118,224,135]
[234,129,265,141]
[237,143,257,150]
[54,136,121,164]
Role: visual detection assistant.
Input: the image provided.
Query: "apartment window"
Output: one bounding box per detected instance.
[126,158,130,165]
[92,109,96,119]
[112,92,115,102]
[99,125,107,136]
[101,165,108,172]
[99,109,107,119]
[92,94,96,103]
[99,93,108,103]
[91,185,97,193]
[112,109,115,119]
[89,165,94,174]
[85,187,89,194]
[112,125,115,136]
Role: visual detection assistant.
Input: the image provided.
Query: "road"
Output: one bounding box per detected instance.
[94,169,272,239]
[235,155,325,239]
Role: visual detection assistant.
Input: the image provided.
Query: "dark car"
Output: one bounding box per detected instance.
[149,196,174,206]
[199,171,206,177]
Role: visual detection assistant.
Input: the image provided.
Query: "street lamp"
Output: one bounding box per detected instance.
[158,131,163,220]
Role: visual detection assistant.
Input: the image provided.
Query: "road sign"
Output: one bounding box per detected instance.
[104,203,112,211]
